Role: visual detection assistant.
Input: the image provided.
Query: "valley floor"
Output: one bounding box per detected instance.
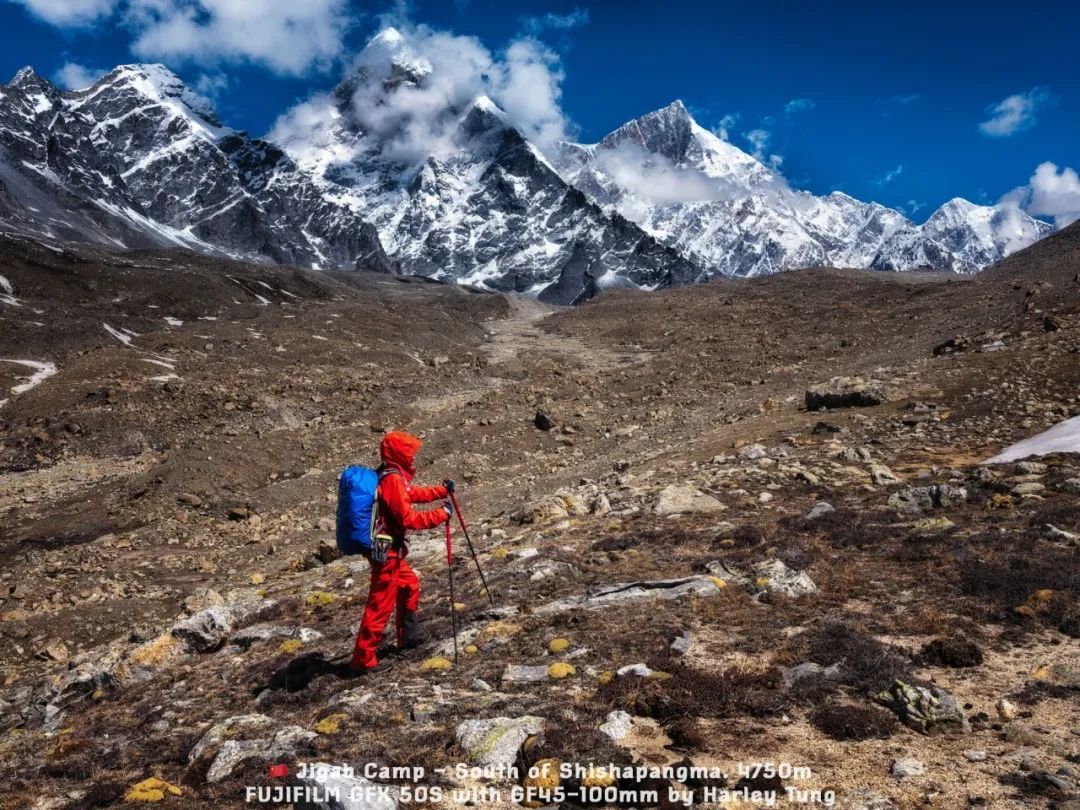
[0,231,1077,809]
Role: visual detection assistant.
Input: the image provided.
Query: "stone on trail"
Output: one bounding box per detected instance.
[599,710,633,741]
[805,376,886,410]
[502,665,549,684]
[654,484,725,516]
[455,716,545,768]
[805,501,835,520]
[890,758,925,778]
[875,680,969,735]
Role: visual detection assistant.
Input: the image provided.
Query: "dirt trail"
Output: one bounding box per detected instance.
[483,295,651,371]
[412,295,651,415]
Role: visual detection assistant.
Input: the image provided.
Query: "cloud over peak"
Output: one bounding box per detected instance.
[978,87,1054,138]
[270,24,574,166]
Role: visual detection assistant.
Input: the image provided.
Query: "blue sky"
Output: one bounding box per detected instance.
[1,0,1078,221]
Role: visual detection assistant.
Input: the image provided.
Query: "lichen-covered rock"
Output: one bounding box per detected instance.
[654,484,725,516]
[172,597,271,653]
[875,680,969,735]
[455,716,545,769]
[188,714,317,782]
[750,559,817,597]
[888,484,967,515]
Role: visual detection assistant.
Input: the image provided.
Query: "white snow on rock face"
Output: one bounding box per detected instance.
[555,101,1052,279]
[987,416,1080,463]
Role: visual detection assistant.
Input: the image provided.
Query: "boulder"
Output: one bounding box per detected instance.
[172,598,271,653]
[188,714,316,783]
[888,484,967,515]
[805,377,885,410]
[806,502,835,520]
[654,485,725,516]
[750,559,817,597]
[454,716,545,768]
[533,576,726,614]
[231,624,323,650]
[875,680,969,735]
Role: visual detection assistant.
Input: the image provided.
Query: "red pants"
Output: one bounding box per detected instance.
[350,551,420,670]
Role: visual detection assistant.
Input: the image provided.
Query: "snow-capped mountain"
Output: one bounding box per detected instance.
[0,64,393,273]
[555,100,1052,277]
[268,28,697,302]
[0,30,1058,302]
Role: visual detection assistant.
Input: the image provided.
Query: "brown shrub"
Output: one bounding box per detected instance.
[958,545,1080,633]
[800,622,912,695]
[598,664,787,722]
[920,636,984,668]
[810,702,897,740]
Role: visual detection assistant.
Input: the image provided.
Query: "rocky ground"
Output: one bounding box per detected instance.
[0,225,1078,809]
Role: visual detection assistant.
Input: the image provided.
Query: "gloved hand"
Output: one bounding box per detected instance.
[444,478,456,493]
[443,501,454,518]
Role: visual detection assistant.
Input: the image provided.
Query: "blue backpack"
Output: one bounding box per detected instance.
[336,466,380,555]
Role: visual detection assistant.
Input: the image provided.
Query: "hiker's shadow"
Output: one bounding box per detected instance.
[254,653,355,694]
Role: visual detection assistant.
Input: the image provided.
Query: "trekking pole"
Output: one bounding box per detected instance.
[449,492,494,606]
[445,520,459,665]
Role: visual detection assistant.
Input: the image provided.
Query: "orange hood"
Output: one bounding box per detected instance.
[380,431,422,477]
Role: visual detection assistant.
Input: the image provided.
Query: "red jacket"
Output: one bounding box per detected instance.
[376,431,449,546]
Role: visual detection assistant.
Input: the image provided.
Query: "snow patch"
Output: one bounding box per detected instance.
[987,416,1080,463]
[103,323,139,346]
[1,359,58,395]
[0,274,20,307]
[164,316,183,326]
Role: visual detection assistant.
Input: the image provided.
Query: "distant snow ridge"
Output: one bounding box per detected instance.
[0,29,1057,304]
[554,100,1052,279]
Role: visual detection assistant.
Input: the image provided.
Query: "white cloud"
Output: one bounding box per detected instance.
[194,71,229,99]
[743,129,770,161]
[901,199,924,216]
[1023,161,1080,228]
[127,0,354,76]
[710,113,739,142]
[978,87,1053,137]
[784,98,815,115]
[521,7,589,35]
[54,62,108,89]
[10,0,117,26]
[596,141,737,207]
[873,164,903,186]
[272,25,574,164]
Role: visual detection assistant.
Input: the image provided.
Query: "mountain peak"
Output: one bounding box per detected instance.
[94,63,229,135]
[9,66,40,86]
[598,99,696,161]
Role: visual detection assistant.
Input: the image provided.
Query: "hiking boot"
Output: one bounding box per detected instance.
[350,659,392,676]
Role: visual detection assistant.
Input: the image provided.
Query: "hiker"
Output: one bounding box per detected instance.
[349,431,453,673]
